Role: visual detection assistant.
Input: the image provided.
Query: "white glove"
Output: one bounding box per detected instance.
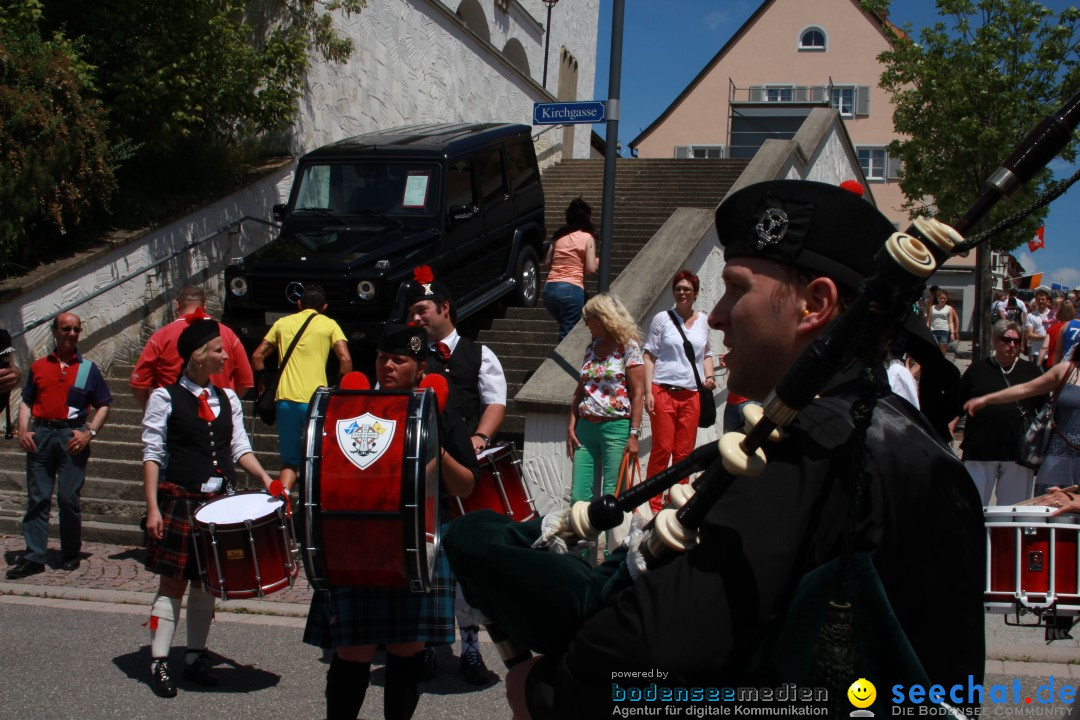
[531,508,571,554]
[624,512,650,581]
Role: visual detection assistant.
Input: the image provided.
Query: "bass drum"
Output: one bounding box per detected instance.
[301,386,440,593]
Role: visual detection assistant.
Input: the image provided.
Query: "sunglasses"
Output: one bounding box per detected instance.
[998,336,1021,345]
[673,286,694,294]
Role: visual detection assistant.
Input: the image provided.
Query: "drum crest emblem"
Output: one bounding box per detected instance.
[337,413,396,470]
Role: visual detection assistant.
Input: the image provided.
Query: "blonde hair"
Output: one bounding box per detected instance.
[583,293,642,346]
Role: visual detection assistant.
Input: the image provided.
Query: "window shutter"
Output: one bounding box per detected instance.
[810,85,826,103]
[674,146,690,159]
[749,85,764,102]
[886,152,903,180]
[856,86,871,115]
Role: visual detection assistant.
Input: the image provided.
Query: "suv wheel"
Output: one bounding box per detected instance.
[513,246,540,307]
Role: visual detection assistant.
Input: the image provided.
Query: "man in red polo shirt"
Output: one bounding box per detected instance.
[129,285,254,408]
[8,312,113,579]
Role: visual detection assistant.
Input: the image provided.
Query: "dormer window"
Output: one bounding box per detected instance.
[799,26,827,51]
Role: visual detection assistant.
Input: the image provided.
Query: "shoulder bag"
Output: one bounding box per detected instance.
[667,310,716,428]
[1011,361,1074,470]
[255,313,317,425]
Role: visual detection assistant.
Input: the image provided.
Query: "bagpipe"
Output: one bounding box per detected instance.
[441,89,1080,671]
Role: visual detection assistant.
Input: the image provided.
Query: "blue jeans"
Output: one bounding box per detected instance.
[23,425,89,562]
[543,281,585,341]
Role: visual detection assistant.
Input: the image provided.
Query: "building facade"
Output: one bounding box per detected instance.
[295,0,600,165]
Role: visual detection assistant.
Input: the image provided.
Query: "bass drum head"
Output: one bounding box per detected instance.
[407,388,441,593]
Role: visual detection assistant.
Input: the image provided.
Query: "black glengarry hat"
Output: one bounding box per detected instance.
[378,323,427,359]
[401,265,452,306]
[716,180,897,292]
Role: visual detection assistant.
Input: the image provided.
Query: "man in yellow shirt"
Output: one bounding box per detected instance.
[252,285,352,490]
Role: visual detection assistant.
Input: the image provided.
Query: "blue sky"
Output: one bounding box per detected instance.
[590,0,1080,287]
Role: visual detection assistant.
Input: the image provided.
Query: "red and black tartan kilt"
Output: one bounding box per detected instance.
[144,482,221,581]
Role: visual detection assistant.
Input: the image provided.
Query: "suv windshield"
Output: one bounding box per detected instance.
[293,162,442,217]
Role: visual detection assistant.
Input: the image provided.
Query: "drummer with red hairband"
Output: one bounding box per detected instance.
[140,319,276,699]
[303,322,480,720]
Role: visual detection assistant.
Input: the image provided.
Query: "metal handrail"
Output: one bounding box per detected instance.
[532,123,564,141]
[11,215,280,341]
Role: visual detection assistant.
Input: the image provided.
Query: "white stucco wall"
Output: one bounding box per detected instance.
[0,166,294,413]
[294,0,599,163]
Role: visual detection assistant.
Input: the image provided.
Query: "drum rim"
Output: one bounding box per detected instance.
[193,490,284,527]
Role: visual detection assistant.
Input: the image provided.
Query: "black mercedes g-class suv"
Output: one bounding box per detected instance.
[223,123,545,350]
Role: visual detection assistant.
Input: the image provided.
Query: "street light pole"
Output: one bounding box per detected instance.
[597,0,624,293]
[542,0,559,89]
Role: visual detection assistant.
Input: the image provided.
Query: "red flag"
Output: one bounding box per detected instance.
[1029,226,1045,253]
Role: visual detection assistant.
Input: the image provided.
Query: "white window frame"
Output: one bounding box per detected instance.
[764,85,794,103]
[831,85,856,117]
[689,145,725,159]
[857,146,887,181]
[798,26,827,51]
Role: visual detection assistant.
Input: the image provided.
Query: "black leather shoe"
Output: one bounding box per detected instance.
[6,559,44,580]
[183,650,220,687]
[151,658,177,698]
[60,555,80,571]
[421,646,437,681]
[460,649,490,685]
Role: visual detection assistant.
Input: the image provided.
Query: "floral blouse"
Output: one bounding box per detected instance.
[577,339,643,419]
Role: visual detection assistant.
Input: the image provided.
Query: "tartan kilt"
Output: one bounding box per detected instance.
[144,484,221,581]
[303,545,455,648]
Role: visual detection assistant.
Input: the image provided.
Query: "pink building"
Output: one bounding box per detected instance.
[630,0,977,331]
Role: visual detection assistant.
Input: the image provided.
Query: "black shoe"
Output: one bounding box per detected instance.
[60,555,80,571]
[421,647,437,681]
[151,658,177,698]
[460,649,490,685]
[6,559,44,580]
[182,650,219,687]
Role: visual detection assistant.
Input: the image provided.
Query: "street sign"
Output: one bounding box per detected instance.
[533,101,606,125]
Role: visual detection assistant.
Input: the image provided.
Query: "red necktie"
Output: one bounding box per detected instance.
[197,390,215,422]
[435,342,452,362]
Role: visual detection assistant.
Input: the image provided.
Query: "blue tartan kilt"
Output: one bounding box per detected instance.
[303,545,455,648]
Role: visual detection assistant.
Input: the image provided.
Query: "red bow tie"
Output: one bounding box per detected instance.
[434,342,452,362]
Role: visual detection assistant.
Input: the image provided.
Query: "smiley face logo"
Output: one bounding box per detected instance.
[847,678,876,709]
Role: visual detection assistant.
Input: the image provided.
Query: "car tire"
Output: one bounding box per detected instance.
[513,246,540,307]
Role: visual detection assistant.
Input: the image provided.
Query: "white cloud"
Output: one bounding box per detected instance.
[1054,268,1080,287]
[705,11,729,29]
[1014,250,1037,274]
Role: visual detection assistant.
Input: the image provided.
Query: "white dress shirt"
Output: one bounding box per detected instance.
[431,329,507,406]
[142,375,252,465]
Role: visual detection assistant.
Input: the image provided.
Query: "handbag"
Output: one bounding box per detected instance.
[667,310,716,428]
[254,313,317,425]
[610,450,646,549]
[1011,361,1074,470]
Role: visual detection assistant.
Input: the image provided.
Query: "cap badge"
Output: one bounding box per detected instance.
[409,335,422,354]
[754,207,789,249]
[421,283,434,296]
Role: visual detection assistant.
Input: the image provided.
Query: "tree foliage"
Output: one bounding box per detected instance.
[868,0,1080,251]
[0,0,116,273]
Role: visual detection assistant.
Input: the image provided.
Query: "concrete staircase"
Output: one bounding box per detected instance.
[0,365,280,547]
[0,157,748,546]
[471,158,748,441]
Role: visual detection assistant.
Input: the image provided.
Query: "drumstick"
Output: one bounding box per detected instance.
[1014,485,1078,507]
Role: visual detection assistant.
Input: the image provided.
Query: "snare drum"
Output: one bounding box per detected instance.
[191,491,298,601]
[302,387,440,593]
[984,505,1080,615]
[449,443,536,522]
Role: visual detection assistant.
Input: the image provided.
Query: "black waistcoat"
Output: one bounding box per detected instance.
[164,385,236,491]
[426,336,483,434]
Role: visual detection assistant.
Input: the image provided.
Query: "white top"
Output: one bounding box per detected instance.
[142,375,252,465]
[886,358,920,410]
[643,309,713,388]
[1026,308,1051,339]
[430,329,507,406]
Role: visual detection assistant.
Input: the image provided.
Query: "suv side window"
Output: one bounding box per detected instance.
[447,158,476,209]
[476,146,507,206]
[506,140,539,193]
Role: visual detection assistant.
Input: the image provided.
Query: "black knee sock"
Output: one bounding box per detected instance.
[326,654,370,720]
[384,652,425,720]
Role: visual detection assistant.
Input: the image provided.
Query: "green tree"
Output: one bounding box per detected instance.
[0,0,116,273]
[869,0,1080,251]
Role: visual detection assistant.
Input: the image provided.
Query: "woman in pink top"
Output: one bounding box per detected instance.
[542,197,599,340]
